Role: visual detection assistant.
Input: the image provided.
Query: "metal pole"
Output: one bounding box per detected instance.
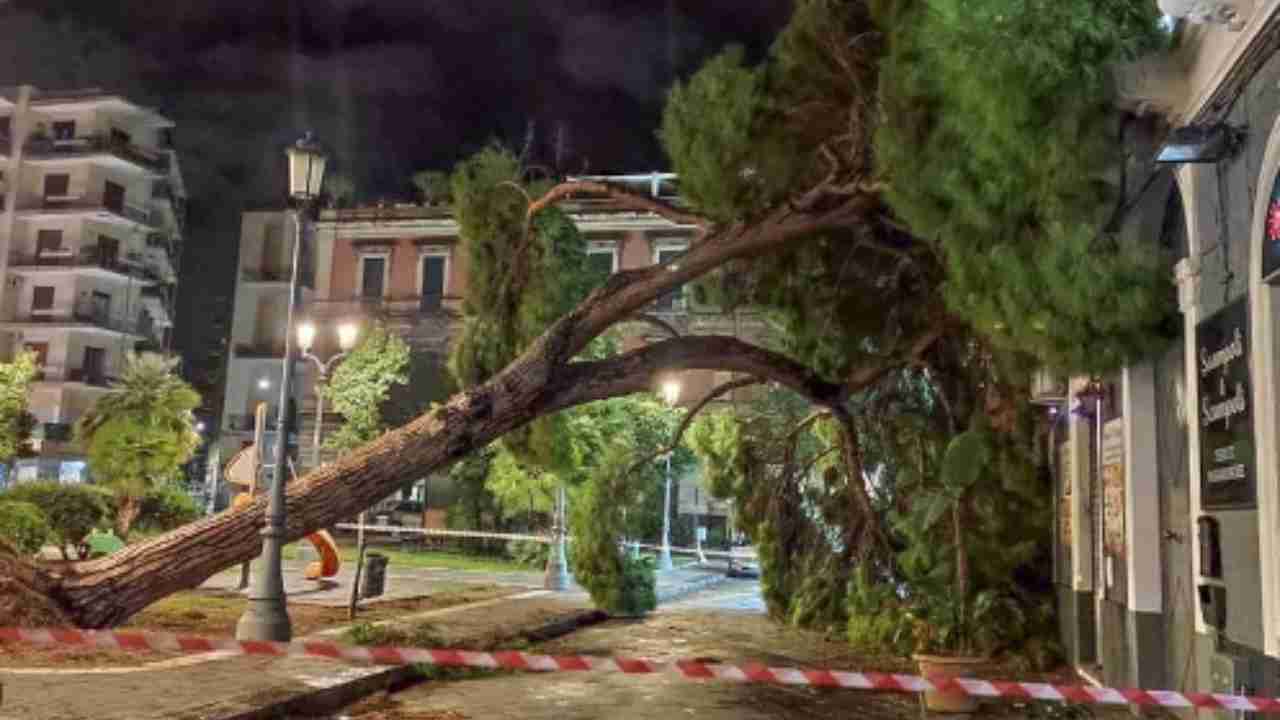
[544,485,571,590]
[348,511,366,619]
[311,369,325,471]
[236,209,302,642]
[659,453,674,571]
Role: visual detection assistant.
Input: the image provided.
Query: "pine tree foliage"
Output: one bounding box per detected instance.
[873,0,1169,373]
[322,324,411,452]
[447,146,595,471]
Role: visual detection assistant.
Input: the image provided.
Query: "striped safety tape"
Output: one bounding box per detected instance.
[0,626,1272,712]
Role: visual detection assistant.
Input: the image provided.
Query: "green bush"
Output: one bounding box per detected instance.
[0,501,50,555]
[136,484,201,532]
[0,482,107,559]
[506,539,549,568]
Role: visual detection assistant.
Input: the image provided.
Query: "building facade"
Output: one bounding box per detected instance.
[1048,0,1280,697]
[0,85,185,484]
[217,174,753,521]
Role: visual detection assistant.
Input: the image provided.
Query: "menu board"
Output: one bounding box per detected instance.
[1102,419,1125,557]
[1196,298,1256,509]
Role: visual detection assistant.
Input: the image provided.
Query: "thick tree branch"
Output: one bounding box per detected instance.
[527,180,709,229]
[548,336,847,415]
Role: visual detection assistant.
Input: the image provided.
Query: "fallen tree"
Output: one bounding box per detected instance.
[0,181,938,627]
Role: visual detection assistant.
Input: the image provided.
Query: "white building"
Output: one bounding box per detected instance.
[0,85,185,484]
[218,210,311,483]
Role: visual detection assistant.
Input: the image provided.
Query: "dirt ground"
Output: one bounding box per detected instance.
[339,611,1134,720]
[0,585,514,669]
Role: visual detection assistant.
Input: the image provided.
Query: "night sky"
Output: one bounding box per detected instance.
[0,1,791,415]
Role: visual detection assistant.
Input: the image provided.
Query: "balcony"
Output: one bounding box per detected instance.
[9,299,144,336]
[20,197,158,230]
[9,248,154,281]
[308,294,463,321]
[32,365,117,388]
[24,133,169,174]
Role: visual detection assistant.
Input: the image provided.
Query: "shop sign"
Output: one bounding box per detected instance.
[1196,298,1255,509]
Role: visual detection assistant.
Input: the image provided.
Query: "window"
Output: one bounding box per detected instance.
[420,253,447,310]
[103,180,125,213]
[82,347,105,381]
[587,247,616,284]
[42,173,70,199]
[359,255,387,299]
[36,229,63,255]
[96,236,120,268]
[51,121,76,141]
[90,291,111,320]
[31,286,54,311]
[653,242,687,311]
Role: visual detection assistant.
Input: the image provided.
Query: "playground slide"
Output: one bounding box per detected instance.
[303,530,340,580]
[230,492,341,581]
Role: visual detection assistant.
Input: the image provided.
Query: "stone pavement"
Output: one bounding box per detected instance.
[0,565,733,720]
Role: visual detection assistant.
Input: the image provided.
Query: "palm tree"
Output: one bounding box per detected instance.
[75,354,201,538]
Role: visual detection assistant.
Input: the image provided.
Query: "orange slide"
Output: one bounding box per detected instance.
[227,444,341,581]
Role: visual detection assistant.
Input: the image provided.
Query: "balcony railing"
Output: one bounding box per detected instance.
[234,342,287,358]
[31,364,117,387]
[23,197,159,228]
[225,414,281,433]
[10,248,154,278]
[308,294,463,320]
[25,133,169,174]
[241,267,290,283]
[12,299,144,335]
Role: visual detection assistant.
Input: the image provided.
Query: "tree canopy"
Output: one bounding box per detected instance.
[322,324,411,453]
[0,352,38,467]
[75,354,201,537]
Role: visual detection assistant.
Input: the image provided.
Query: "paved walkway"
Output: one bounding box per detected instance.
[0,565,730,720]
[202,558,728,607]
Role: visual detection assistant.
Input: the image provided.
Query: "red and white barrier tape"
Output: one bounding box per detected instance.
[0,626,1270,712]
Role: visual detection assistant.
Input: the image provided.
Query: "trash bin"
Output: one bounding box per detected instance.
[361,552,388,599]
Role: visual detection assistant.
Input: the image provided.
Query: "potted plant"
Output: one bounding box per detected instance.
[895,422,1026,714]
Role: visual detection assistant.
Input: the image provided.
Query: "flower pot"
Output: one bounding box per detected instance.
[913,653,985,714]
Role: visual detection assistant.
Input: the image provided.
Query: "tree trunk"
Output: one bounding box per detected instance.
[115,496,141,539]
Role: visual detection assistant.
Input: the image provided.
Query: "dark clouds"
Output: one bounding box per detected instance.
[1,0,791,408]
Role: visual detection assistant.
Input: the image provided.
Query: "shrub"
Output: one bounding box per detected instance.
[506,539,549,568]
[0,501,50,555]
[136,484,201,532]
[0,482,108,559]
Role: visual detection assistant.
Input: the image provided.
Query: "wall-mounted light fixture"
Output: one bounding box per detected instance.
[1156,123,1245,165]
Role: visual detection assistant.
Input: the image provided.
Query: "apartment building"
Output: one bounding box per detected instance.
[218,174,752,520]
[0,85,184,484]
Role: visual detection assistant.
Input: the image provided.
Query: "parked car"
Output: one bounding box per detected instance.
[726,545,760,578]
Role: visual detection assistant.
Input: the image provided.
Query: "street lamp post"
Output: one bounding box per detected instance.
[658,379,680,572]
[544,484,571,591]
[296,320,359,470]
[236,134,326,643]
[297,320,362,618]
